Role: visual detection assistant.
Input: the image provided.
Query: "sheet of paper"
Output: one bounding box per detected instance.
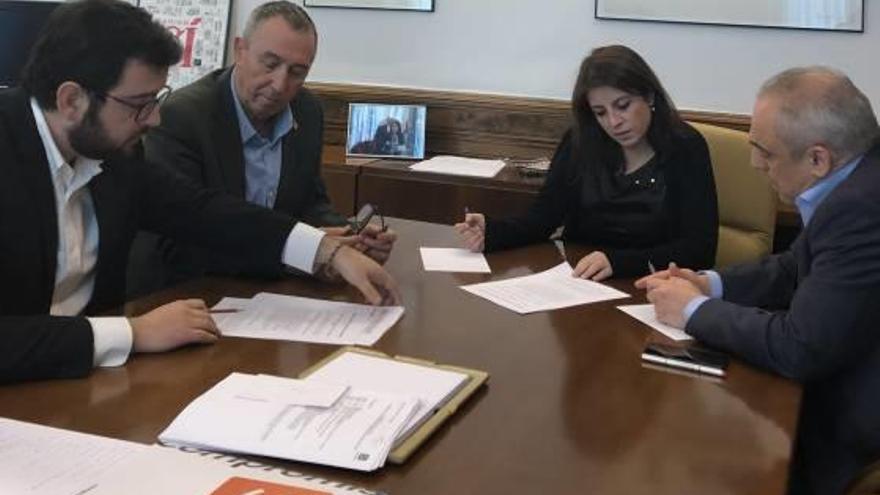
[159,373,420,471]
[303,351,469,443]
[99,445,377,494]
[0,418,382,494]
[617,304,693,341]
[460,262,630,314]
[211,297,252,328]
[409,155,506,178]
[212,372,348,408]
[212,297,250,311]
[420,247,491,273]
[217,292,404,346]
[96,446,381,494]
[0,417,149,495]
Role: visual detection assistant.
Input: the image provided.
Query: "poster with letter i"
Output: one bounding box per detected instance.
[137,0,232,90]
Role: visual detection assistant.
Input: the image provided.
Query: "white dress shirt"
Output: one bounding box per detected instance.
[31,98,132,367]
[30,99,325,368]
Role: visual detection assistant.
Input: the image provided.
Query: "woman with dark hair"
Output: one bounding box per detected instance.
[455,45,718,280]
[373,118,406,155]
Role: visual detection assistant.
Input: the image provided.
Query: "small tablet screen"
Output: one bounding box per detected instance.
[346,103,427,159]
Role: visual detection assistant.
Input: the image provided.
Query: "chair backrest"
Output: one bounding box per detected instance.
[690,121,777,268]
[845,459,880,495]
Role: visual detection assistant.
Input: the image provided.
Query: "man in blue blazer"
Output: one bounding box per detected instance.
[639,67,880,495]
[0,0,399,384]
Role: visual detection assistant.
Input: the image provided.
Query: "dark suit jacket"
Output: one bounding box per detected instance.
[136,68,345,290]
[688,142,880,495]
[0,88,297,383]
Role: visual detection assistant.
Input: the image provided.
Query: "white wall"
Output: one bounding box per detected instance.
[230,0,878,115]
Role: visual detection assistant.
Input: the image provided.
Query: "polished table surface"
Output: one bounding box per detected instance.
[0,218,801,494]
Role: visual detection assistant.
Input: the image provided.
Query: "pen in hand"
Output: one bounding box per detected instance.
[648,261,656,274]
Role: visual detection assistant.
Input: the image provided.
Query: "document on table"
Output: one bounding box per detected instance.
[0,417,148,495]
[94,446,371,494]
[409,155,506,178]
[303,351,469,444]
[420,247,491,273]
[159,373,420,472]
[215,292,404,346]
[0,417,381,494]
[460,262,630,314]
[617,304,693,341]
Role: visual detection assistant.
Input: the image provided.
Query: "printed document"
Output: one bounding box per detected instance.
[409,155,506,178]
[460,262,630,314]
[159,373,420,471]
[0,417,147,495]
[617,304,693,341]
[216,292,404,346]
[420,247,491,273]
[303,351,469,443]
[0,417,380,494]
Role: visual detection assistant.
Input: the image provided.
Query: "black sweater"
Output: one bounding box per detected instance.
[485,124,718,277]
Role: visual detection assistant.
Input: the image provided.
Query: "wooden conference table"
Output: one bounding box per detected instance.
[0,219,801,494]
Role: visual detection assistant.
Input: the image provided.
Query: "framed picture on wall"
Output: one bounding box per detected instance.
[304,0,434,12]
[595,0,864,32]
[137,0,232,90]
[346,103,427,160]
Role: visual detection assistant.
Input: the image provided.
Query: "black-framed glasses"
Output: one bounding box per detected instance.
[351,203,387,234]
[90,85,172,123]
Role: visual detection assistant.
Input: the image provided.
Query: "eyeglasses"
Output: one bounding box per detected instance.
[351,203,387,234]
[90,85,172,123]
[374,206,387,233]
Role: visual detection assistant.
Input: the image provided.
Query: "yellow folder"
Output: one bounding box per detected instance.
[298,346,489,464]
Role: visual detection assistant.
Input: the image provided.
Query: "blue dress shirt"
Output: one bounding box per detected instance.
[230,73,294,208]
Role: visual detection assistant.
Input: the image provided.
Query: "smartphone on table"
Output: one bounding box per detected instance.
[641,342,729,377]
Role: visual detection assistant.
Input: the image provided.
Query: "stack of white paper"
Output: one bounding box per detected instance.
[212,292,404,346]
[159,373,420,472]
[409,155,506,178]
[0,418,376,495]
[460,262,630,314]
[303,351,470,444]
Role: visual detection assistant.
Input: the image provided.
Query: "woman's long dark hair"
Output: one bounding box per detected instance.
[571,45,684,173]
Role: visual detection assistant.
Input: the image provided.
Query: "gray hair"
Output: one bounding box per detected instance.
[243,1,316,41]
[758,66,879,165]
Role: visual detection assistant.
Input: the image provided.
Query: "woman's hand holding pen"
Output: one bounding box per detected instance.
[453,212,486,252]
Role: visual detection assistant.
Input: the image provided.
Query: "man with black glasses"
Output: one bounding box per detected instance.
[0,0,399,383]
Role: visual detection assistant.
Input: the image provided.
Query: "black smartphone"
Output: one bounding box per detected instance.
[350,203,376,234]
[641,342,729,377]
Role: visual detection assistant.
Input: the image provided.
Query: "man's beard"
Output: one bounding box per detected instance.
[69,102,135,160]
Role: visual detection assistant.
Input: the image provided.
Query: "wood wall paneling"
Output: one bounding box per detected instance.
[312,82,796,239]
[310,81,752,160]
